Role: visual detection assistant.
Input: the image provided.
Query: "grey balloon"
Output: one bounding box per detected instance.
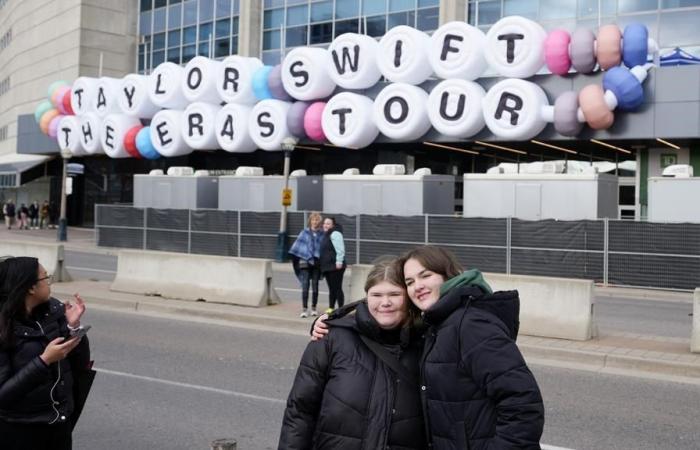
[570,28,596,74]
[554,91,583,137]
[287,101,310,138]
[268,64,292,101]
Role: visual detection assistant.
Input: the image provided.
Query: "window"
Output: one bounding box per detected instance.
[366,15,387,37]
[618,0,660,13]
[168,3,182,29]
[288,4,308,26]
[153,32,166,51]
[286,25,308,47]
[335,19,359,37]
[390,0,415,12]
[310,22,333,44]
[199,0,214,21]
[167,47,181,64]
[140,0,152,12]
[153,6,167,33]
[216,0,232,17]
[540,0,576,20]
[0,0,9,11]
[336,0,360,18]
[659,10,700,46]
[416,7,438,31]
[364,0,386,15]
[140,11,152,34]
[663,0,700,6]
[0,77,9,97]
[216,18,230,38]
[0,125,7,142]
[311,1,333,22]
[0,28,12,53]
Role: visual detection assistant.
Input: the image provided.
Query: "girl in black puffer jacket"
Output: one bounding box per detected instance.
[0,257,91,450]
[279,260,427,450]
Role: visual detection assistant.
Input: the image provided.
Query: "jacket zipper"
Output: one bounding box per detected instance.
[36,320,62,424]
[419,322,437,449]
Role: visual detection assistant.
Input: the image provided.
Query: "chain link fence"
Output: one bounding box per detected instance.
[95,204,700,291]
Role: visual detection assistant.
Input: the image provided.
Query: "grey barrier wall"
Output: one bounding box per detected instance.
[95,204,700,291]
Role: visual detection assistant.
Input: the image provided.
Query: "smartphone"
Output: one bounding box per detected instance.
[69,325,91,339]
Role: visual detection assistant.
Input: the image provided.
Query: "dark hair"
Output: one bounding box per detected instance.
[0,257,39,348]
[395,245,463,283]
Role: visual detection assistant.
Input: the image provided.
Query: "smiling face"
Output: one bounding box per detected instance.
[403,257,446,311]
[366,280,408,330]
[322,218,334,232]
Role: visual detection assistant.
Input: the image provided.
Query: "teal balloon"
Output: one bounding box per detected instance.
[34,101,53,123]
[252,66,273,101]
[47,80,68,98]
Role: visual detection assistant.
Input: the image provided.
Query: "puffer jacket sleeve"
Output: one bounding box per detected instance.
[278,337,331,450]
[0,351,50,409]
[459,309,545,449]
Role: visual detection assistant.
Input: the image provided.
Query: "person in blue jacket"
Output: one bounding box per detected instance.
[289,212,324,318]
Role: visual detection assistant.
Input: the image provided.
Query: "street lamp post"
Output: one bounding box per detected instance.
[276,137,298,262]
[57,148,71,242]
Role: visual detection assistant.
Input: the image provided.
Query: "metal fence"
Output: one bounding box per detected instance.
[95,204,700,291]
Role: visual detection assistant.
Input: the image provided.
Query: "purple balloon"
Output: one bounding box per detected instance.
[287,101,311,138]
[268,64,292,101]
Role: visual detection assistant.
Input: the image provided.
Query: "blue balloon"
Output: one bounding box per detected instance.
[622,23,648,69]
[252,66,273,101]
[603,67,644,111]
[135,126,161,160]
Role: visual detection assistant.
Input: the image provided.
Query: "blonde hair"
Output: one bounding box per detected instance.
[307,211,322,227]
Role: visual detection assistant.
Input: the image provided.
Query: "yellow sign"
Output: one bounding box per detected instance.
[282,188,292,206]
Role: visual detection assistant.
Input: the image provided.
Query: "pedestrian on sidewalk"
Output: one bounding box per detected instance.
[313,245,545,449]
[279,260,426,450]
[289,212,324,318]
[319,217,346,313]
[48,201,58,229]
[39,200,50,230]
[2,199,15,230]
[0,256,92,450]
[28,201,39,230]
[17,203,29,230]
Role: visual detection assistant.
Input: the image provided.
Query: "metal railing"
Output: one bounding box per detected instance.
[95,204,700,291]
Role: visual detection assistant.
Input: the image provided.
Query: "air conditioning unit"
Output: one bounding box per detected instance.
[414,167,432,176]
[193,170,210,177]
[486,166,504,174]
[662,164,693,178]
[523,161,563,174]
[167,166,194,176]
[290,169,307,177]
[373,164,406,175]
[342,168,360,175]
[235,166,264,176]
[148,169,164,176]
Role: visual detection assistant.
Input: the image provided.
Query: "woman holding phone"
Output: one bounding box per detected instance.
[279,259,426,449]
[0,256,91,450]
[313,245,544,449]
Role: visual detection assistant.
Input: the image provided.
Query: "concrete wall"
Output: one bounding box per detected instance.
[238,0,262,57]
[0,240,70,282]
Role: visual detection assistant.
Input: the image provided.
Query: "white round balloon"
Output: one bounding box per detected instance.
[322,92,378,148]
[101,114,141,158]
[118,74,160,118]
[373,83,431,141]
[377,26,433,85]
[484,16,547,78]
[429,22,487,81]
[327,33,382,90]
[428,79,486,138]
[182,56,223,104]
[215,103,257,153]
[216,55,263,105]
[79,113,103,155]
[57,116,87,156]
[182,102,220,150]
[482,78,549,140]
[150,109,192,157]
[248,99,294,151]
[94,77,122,118]
[148,62,189,109]
[281,47,336,101]
[71,77,99,116]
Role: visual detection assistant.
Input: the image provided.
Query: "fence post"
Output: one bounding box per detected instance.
[603,218,609,286]
[424,214,429,244]
[506,216,512,275]
[356,214,361,264]
[237,211,241,257]
[142,208,147,250]
[187,209,192,254]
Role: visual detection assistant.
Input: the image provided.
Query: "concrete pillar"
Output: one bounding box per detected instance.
[440,0,467,25]
[238,0,262,57]
[692,289,700,353]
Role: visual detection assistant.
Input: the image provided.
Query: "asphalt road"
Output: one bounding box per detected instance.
[73,307,700,450]
[64,250,694,338]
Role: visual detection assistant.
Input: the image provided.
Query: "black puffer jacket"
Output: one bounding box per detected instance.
[0,298,91,425]
[279,301,426,450]
[421,286,544,450]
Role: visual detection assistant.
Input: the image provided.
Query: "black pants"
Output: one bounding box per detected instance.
[324,267,345,309]
[300,266,321,309]
[0,419,72,450]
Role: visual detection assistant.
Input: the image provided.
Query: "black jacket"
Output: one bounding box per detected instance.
[279,301,426,450]
[421,286,544,450]
[319,226,345,273]
[0,298,91,425]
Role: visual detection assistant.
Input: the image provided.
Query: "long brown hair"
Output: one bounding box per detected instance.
[395,245,463,282]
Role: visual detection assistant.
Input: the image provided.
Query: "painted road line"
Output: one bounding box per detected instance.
[97,368,285,404]
[541,445,576,450]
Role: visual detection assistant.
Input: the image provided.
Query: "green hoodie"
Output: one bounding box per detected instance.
[439,269,493,297]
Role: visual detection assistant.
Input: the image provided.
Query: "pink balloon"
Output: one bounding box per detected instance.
[52,86,70,110]
[48,114,65,138]
[304,102,326,142]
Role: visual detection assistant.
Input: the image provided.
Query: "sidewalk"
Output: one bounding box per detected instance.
[4,226,700,384]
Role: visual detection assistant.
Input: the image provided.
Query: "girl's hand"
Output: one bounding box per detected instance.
[40,336,81,365]
[64,293,86,328]
[311,314,330,341]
